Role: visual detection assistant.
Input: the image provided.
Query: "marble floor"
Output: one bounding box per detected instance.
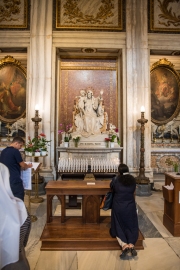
[25,190,180,270]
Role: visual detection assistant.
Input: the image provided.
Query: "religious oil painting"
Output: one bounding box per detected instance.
[0,0,28,29]
[151,59,180,125]
[149,0,180,32]
[0,56,26,123]
[55,0,123,31]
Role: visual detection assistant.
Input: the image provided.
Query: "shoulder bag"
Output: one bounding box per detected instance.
[100,191,113,211]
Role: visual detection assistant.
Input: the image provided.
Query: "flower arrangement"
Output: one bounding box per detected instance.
[104,137,111,147]
[72,135,81,147]
[24,133,51,154]
[38,133,51,151]
[108,125,120,145]
[58,123,72,142]
[105,138,111,142]
[165,157,179,172]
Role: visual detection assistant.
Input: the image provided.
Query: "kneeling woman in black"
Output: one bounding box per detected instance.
[110,163,139,259]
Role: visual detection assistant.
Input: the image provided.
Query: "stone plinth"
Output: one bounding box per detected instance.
[136,184,152,197]
[61,134,120,148]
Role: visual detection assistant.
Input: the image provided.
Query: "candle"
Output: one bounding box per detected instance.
[141,106,145,112]
[35,104,39,111]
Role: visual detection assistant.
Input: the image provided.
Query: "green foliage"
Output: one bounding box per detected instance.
[110,135,116,142]
[117,136,121,145]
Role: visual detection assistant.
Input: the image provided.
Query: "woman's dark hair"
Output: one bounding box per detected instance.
[118,163,129,175]
[117,163,135,186]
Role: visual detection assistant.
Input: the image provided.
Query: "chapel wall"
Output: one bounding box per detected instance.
[0,0,180,182]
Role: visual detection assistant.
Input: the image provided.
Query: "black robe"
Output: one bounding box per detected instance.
[110,174,139,245]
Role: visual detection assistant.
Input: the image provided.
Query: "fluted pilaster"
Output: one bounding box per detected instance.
[27,0,53,172]
[126,0,152,179]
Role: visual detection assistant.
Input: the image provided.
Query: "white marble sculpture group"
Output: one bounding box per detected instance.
[72,88,107,137]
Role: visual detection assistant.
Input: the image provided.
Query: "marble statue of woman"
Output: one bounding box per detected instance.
[83,89,99,134]
[73,88,106,137]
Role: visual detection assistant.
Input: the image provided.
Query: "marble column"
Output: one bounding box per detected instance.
[27,0,53,179]
[126,0,152,180]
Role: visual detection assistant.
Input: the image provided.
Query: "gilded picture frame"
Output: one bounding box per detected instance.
[54,0,124,31]
[0,56,26,123]
[151,58,180,125]
[0,0,28,29]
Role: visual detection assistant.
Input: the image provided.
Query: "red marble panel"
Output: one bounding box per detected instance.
[58,61,117,134]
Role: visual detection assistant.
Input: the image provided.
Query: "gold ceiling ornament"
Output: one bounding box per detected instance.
[0,0,28,29]
[0,0,21,23]
[158,0,180,27]
[63,0,114,25]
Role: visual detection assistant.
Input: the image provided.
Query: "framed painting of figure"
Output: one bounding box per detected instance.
[0,56,26,123]
[151,58,180,125]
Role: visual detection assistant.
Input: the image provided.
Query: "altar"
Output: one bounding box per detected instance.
[57,88,122,173]
[40,180,144,251]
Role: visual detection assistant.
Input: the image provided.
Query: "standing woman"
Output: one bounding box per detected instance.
[110,163,139,259]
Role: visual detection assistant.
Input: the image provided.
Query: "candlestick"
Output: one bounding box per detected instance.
[135,109,150,184]
[31,104,42,139]
[30,103,44,203]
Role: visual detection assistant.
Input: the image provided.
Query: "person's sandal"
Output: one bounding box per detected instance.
[130,247,137,256]
[120,247,129,259]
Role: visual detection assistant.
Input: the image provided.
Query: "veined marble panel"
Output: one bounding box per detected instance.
[136,192,164,213]
[77,251,130,270]
[35,251,77,270]
[148,33,180,50]
[130,238,180,270]
[52,31,126,48]
[145,211,173,238]
[137,206,162,238]
[165,237,180,258]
